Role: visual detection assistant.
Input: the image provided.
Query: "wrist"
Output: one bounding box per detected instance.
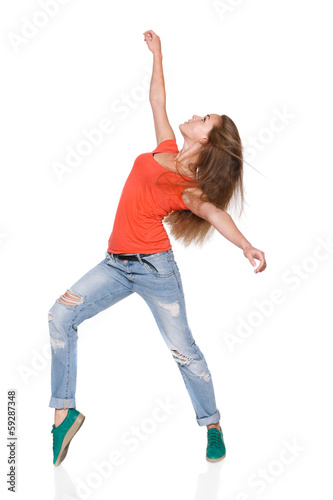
[242,242,252,252]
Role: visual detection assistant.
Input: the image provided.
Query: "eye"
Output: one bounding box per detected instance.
[202,116,207,122]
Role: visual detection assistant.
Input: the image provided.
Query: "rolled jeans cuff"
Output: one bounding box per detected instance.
[49,396,76,409]
[196,409,221,426]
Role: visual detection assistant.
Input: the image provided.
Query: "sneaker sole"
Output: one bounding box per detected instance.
[54,412,85,467]
[206,451,226,463]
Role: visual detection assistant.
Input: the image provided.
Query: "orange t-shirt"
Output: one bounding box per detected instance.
[107,139,195,254]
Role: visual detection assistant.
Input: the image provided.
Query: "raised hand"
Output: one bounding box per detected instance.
[143,30,162,55]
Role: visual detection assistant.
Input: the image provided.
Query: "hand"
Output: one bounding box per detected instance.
[243,245,267,273]
[143,30,162,55]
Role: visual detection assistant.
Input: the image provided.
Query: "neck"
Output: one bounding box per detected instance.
[175,140,202,169]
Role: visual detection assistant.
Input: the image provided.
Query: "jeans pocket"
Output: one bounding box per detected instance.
[104,252,115,265]
[169,260,185,297]
[142,257,175,278]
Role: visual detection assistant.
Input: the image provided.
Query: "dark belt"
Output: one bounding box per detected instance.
[112,253,154,261]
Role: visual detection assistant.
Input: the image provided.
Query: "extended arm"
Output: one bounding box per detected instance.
[182,188,267,273]
[209,208,267,273]
[208,209,251,251]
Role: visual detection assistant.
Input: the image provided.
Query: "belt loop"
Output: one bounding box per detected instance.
[137,254,144,265]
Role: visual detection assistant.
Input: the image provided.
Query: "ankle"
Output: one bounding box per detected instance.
[207,422,221,431]
[54,408,68,427]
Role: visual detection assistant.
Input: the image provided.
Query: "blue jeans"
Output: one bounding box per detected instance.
[48,248,220,426]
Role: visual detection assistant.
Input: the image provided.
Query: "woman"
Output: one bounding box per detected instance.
[49,29,267,467]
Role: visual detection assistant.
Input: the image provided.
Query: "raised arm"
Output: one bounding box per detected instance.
[143,30,176,145]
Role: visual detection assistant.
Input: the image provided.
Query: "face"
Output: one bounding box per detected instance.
[180,114,221,145]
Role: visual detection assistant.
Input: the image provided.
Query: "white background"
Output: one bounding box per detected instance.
[1,0,332,498]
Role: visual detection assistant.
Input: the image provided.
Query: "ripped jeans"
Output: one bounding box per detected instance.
[48,248,221,426]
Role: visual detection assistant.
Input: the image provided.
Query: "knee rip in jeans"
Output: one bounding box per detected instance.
[50,337,66,350]
[199,372,211,382]
[170,346,211,381]
[170,346,193,366]
[57,289,85,307]
[158,300,180,317]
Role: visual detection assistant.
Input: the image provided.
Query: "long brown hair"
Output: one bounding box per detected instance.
[155,114,246,247]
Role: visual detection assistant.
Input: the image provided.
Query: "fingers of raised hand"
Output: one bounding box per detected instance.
[143,30,158,41]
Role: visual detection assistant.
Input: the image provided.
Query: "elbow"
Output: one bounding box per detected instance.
[207,207,229,227]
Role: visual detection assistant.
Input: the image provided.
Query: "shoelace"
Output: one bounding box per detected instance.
[207,430,222,449]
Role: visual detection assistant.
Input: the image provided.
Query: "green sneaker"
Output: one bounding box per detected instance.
[206,426,226,462]
[51,408,85,466]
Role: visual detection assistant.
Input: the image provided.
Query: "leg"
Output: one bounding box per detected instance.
[133,249,221,427]
[48,252,134,411]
